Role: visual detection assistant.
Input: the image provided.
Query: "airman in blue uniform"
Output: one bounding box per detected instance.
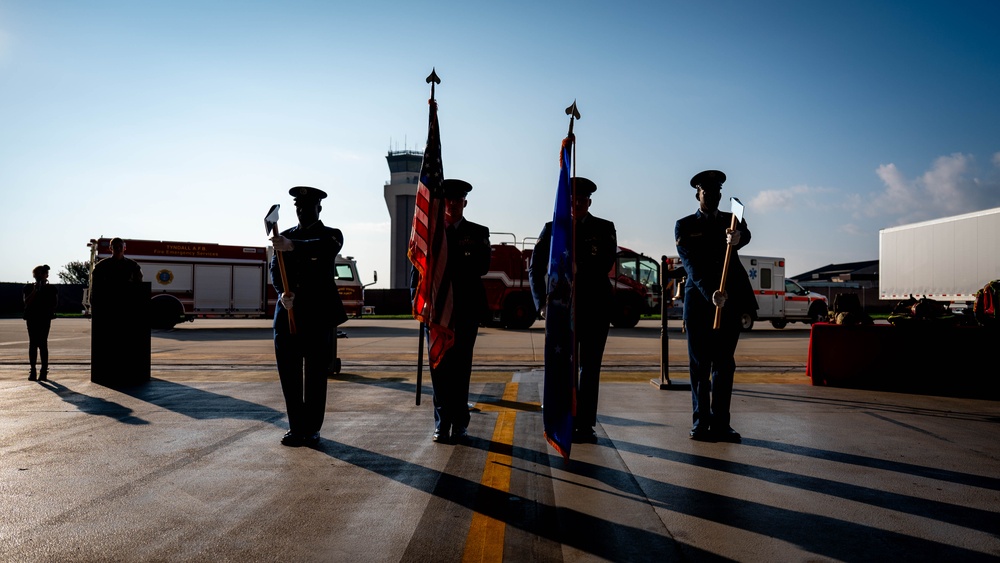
[675,170,757,442]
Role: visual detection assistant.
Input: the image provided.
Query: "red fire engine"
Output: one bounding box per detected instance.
[85,237,366,329]
[481,235,662,329]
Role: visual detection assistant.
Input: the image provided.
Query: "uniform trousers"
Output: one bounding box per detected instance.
[685,311,741,430]
[575,309,610,430]
[274,328,334,436]
[430,317,478,433]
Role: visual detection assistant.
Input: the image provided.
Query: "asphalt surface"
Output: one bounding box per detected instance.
[1,319,998,562]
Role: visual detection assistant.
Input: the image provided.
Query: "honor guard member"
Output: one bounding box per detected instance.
[528,177,617,444]
[412,179,491,444]
[675,170,756,443]
[270,186,348,448]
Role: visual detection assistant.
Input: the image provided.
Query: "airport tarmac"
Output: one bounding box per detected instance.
[1,318,998,562]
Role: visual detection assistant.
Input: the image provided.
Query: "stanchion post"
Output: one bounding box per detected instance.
[652,255,689,390]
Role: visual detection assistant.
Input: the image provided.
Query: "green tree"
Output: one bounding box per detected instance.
[58,260,91,285]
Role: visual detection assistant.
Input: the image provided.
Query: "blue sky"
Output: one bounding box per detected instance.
[2,1,999,286]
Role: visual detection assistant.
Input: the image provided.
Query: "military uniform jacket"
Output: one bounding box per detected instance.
[271,221,348,332]
[529,213,617,312]
[446,219,492,323]
[674,209,757,321]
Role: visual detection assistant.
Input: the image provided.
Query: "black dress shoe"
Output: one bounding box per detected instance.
[432,428,450,443]
[451,427,470,444]
[713,427,742,443]
[689,427,713,441]
[281,431,303,447]
[303,433,321,447]
[28,373,37,381]
[572,428,597,444]
[38,371,48,382]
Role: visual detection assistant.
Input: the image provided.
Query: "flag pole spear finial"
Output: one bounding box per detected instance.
[427,68,441,101]
[565,100,581,136]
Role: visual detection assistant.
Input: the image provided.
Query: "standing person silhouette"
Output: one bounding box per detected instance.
[270,186,348,447]
[675,170,756,442]
[529,177,617,444]
[23,265,58,381]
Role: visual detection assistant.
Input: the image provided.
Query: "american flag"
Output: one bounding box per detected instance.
[408,98,454,368]
[543,133,577,459]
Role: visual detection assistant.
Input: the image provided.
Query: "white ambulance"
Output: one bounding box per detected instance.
[740,255,828,330]
[664,255,829,330]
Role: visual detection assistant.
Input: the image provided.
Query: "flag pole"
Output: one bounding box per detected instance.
[415,68,441,406]
[565,100,580,399]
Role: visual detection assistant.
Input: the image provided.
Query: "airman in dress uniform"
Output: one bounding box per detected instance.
[529,177,618,443]
[412,179,492,444]
[675,170,757,442]
[270,186,348,447]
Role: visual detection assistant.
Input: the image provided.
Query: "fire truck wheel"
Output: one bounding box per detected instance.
[149,294,185,329]
[611,297,642,329]
[502,295,537,330]
[740,313,755,331]
[770,319,788,329]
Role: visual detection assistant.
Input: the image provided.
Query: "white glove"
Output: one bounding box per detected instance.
[279,291,295,310]
[726,228,741,246]
[712,290,727,308]
[270,235,295,252]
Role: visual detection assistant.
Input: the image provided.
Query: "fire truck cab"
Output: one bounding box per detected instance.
[481,235,662,329]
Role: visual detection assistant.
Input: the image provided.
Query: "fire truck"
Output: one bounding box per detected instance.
[663,255,829,330]
[84,237,366,329]
[481,235,662,329]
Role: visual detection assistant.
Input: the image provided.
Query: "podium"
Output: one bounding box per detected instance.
[91,282,151,386]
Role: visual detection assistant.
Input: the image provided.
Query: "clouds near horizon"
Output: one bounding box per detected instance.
[751,152,1000,232]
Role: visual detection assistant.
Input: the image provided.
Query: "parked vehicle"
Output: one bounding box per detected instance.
[663,255,828,330]
[481,235,661,329]
[85,237,367,329]
[879,207,1000,305]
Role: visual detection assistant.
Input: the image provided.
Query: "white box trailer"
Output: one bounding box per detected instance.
[879,207,1000,303]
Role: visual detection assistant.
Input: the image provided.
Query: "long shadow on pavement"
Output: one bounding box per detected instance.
[116,378,285,424]
[39,380,149,425]
[557,438,997,560]
[312,437,723,563]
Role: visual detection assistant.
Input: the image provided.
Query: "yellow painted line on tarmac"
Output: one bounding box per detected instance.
[462,382,519,563]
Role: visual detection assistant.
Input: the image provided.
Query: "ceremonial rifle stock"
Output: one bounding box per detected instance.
[713,197,744,330]
[265,204,297,335]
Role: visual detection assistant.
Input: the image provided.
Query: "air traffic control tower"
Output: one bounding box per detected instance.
[383,150,422,289]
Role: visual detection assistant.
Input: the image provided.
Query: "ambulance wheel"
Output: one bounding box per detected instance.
[808,303,829,324]
[740,313,755,331]
[770,320,788,329]
[149,294,185,329]
[502,295,537,330]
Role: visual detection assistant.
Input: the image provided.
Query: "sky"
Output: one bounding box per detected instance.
[2,0,1000,287]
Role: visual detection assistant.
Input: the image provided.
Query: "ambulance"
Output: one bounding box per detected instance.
[739,255,829,330]
[664,255,829,330]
